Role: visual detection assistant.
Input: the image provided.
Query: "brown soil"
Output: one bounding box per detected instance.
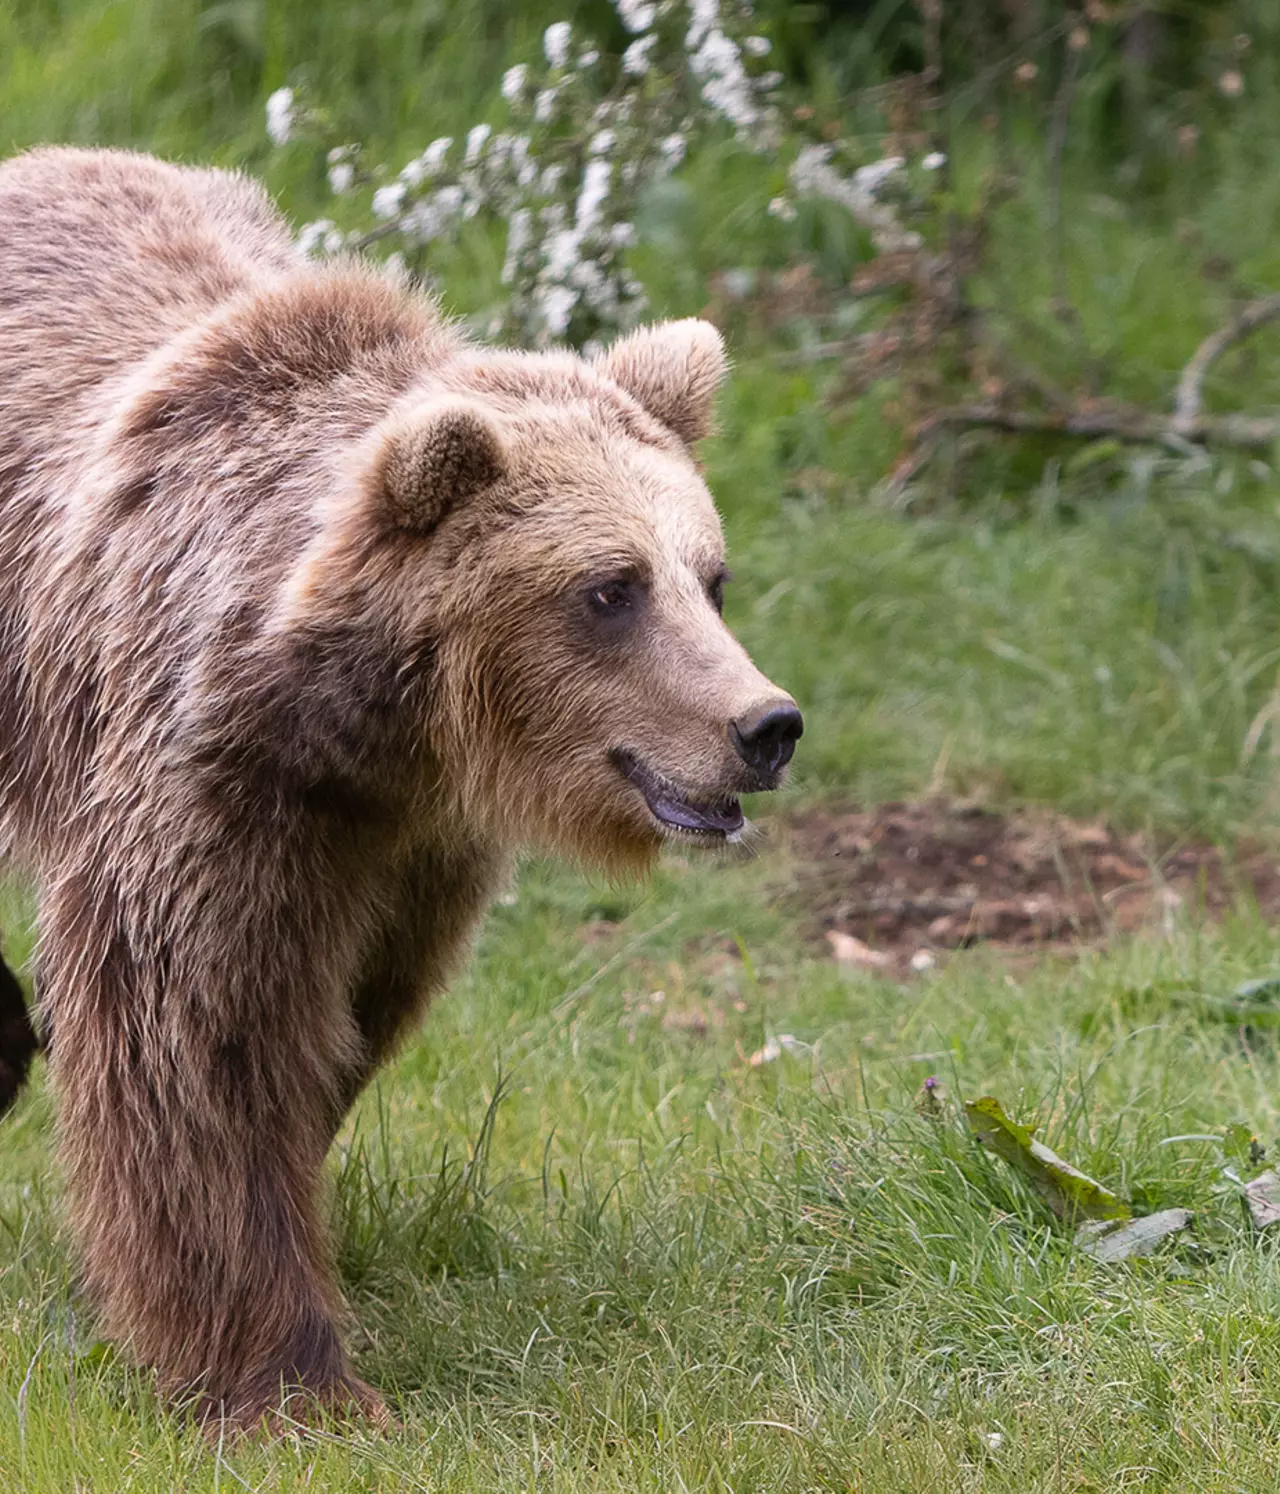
[783,799,1280,974]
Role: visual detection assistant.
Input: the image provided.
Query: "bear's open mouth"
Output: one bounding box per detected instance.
[611,750,744,839]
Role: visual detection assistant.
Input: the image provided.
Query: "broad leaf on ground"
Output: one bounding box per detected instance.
[964,1096,1130,1222]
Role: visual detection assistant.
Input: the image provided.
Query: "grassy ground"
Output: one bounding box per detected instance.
[8,2,1280,1489]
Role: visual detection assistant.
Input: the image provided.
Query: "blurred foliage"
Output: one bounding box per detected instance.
[5,1,1278,177]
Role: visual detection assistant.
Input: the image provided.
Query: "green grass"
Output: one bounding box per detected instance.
[10,864,1280,1489]
[9,1,1280,1488]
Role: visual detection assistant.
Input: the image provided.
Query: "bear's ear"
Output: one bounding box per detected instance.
[595,319,729,446]
[372,400,508,532]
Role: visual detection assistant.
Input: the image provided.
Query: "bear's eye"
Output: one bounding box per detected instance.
[708,568,731,615]
[588,578,638,616]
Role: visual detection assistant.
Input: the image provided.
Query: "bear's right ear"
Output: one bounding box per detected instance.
[595,319,729,447]
[371,400,508,532]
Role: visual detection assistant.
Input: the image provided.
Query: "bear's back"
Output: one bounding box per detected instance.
[0,150,306,857]
[0,149,300,454]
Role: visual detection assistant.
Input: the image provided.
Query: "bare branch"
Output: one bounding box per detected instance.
[881,400,1280,496]
[917,402,1280,449]
[880,432,946,502]
[1173,292,1280,429]
[351,220,404,252]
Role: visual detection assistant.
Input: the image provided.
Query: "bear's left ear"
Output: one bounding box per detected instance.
[595,319,729,447]
[371,399,508,532]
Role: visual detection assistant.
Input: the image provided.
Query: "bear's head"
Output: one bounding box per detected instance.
[288,318,801,872]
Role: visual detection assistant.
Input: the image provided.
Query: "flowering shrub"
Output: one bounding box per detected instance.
[775,146,942,254]
[265,0,782,349]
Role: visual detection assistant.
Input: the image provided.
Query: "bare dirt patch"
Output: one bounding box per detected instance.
[783,800,1280,975]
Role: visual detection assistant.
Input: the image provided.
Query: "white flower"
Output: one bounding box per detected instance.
[701,72,758,129]
[534,88,559,123]
[615,0,656,32]
[921,150,946,170]
[744,35,771,56]
[790,143,830,178]
[687,0,718,50]
[422,136,453,172]
[502,207,533,285]
[465,123,491,163]
[371,182,406,219]
[458,172,482,218]
[853,155,904,194]
[539,283,578,337]
[610,221,636,247]
[401,184,467,245]
[622,34,658,75]
[265,87,294,146]
[510,135,538,188]
[544,21,572,68]
[502,64,527,101]
[789,145,919,251]
[589,129,616,157]
[767,194,796,221]
[297,219,334,257]
[579,48,600,66]
[544,228,579,280]
[401,138,452,187]
[575,159,612,234]
[328,160,354,195]
[688,27,759,131]
[435,183,465,217]
[661,133,687,166]
[570,257,604,293]
[540,163,565,195]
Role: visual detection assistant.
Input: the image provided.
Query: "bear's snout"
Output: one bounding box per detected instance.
[729,701,804,782]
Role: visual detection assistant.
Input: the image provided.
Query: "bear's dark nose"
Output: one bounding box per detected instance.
[730,702,804,779]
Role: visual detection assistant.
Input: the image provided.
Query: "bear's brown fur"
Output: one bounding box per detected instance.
[0,146,800,1426]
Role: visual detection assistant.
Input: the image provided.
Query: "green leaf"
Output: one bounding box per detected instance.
[74,1340,116,1369]
[964,1095,1130,1222]
[1202,976,1280,1027]
[1064,438,1123,475]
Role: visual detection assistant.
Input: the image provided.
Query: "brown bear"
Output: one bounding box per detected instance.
[0,146,801,1427]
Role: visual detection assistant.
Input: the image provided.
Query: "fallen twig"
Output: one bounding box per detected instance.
[912,401,1280,452]
[880,397,1280,499]
[1173,292,1280,429]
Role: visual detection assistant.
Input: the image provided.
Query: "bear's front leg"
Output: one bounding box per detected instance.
[40,854,384,1428]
